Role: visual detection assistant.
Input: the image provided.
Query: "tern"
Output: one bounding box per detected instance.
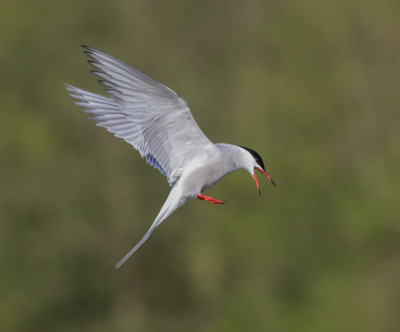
[66,46,276,268]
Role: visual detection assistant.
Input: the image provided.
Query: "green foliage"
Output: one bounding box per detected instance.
[1,0,399,331]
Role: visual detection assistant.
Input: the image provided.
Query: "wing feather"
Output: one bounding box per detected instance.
[66,46,213,185]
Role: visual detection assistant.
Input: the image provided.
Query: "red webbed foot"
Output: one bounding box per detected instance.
[197,193,225,204]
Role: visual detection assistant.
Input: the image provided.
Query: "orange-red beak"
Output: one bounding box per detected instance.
[253,167,276,195]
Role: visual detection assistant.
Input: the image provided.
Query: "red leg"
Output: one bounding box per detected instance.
[197,193,225,204]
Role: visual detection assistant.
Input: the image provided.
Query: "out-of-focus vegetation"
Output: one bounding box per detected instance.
[1,0,399,331]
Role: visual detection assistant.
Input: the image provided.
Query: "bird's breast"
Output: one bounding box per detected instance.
[178,145,242,195]
[181,160,236,194]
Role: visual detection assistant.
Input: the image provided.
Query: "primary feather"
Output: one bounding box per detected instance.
[66,46,213,186]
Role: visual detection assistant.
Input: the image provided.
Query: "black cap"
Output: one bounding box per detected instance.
[238,146,265,171]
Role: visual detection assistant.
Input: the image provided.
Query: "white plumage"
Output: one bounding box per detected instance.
[66,46,275,268]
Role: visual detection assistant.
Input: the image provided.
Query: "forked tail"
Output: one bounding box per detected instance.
[115,186,185,268]
[114,208,169,268]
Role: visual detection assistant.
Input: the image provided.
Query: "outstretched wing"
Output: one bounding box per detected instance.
[66,46,213,185]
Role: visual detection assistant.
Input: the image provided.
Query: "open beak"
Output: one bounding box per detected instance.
[253,167,277,196]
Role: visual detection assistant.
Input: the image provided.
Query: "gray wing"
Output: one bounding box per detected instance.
[66,46,213,186]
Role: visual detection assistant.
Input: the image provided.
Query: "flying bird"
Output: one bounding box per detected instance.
[66,46,276,268]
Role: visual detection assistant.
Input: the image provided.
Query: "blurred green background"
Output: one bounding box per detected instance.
[1,0,399,331]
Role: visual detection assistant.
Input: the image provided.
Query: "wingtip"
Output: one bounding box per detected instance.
[64,83,76,93]
[82,46,99,61]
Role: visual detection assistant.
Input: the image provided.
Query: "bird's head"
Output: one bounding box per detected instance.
[238,146,276,195]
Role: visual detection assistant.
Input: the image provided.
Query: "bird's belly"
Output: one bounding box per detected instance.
[180,166,218,194]
[180,157,237,196]
[196,166,234,193]
[200,169,233,192]
[200,182,213,192]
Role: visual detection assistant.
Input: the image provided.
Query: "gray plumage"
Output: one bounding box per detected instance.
[66,46,275,268]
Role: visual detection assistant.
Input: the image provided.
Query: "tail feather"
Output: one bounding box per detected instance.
[115,186,185,268]
[114,228,155,268]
